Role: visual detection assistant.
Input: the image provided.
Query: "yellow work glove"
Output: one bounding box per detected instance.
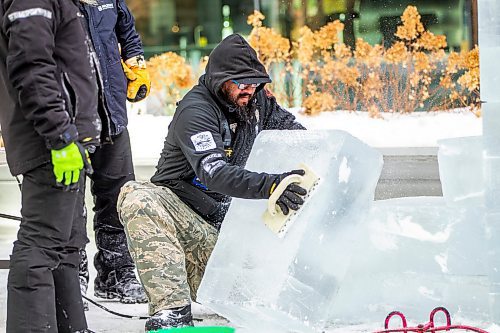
[51,142,92,189]
[122,55,151,102]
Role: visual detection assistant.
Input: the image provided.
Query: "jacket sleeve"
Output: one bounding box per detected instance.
[261,90,306,130]
[115,0,143,60]
[173,106,277,200]
[3,0,77,149]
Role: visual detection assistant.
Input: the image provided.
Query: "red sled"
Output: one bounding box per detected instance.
[373,307,490,333]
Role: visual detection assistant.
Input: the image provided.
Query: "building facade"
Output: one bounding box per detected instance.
[127,0,476,60]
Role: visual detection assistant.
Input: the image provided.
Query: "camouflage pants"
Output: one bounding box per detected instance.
[117,181,218,315]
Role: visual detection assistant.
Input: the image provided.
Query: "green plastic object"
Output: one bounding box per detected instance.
[148,327,235,333]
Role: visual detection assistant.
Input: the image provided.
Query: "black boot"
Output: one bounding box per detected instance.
[94,268,148,304]
[93,229,147,303]
[145,305,194,331]
[79,248,89,311]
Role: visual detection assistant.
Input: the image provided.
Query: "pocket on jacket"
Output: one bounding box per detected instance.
[103,33,121,65]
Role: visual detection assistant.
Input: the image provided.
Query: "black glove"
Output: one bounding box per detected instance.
[271,169,308,215]
[75,141,94,176]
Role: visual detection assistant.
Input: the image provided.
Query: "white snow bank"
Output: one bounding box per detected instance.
[127,108,482,163]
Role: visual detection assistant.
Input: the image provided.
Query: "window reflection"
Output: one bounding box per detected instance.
[125,0,474,60]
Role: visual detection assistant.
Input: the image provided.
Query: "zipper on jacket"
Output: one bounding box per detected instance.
[61,72,78,123]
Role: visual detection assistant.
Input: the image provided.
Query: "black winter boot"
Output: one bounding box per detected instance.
[79,249,89,311]
[94,268,148,304]
[145,305,194,331]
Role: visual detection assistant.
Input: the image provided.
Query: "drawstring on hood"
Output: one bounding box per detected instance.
[204,34,271,105]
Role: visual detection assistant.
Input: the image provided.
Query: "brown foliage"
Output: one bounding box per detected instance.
[146,52,197,114]
[147,6,479,117]
[246,6,479,117]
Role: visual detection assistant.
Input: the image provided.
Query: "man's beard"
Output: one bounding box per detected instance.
[234,103,256,123]
[222,89,255,123]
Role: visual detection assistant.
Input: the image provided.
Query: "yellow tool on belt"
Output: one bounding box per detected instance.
[263,163,320,238]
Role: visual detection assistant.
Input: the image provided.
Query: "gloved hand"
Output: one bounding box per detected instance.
[122,55,151,102]
[271,169,308,215]
[51,142,93,188]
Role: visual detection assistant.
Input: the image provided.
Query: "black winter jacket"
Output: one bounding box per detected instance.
[151,34,305,227]
[0,0,102,175]
[79,0,144,135]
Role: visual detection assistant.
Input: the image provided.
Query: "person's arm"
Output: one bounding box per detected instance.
[116,0,150,102]
[4,0,77,149]
[261,89,306,131]
[174,106,277,199]
[115,0,143,60]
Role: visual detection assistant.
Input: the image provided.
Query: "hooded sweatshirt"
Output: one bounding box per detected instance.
[151,33,305,227]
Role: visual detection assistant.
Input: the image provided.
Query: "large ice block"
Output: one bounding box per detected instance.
[197,130,383,332]
[479,0,500,322]
[437,136,483,206]
[478,0,500,103]
[329,197,489,324]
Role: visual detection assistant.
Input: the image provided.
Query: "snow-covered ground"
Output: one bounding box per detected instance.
[1,108,496,332]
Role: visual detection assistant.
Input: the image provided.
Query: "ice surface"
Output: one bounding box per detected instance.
[437,136,483,206]
[479,0,500,322]
[482,106,500,322]
[478,0,500,102]
[197,130,383,332]
[329,197,489,324]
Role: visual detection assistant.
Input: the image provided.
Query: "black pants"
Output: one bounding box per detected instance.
[87,128,135,281]
[7,163,88,333]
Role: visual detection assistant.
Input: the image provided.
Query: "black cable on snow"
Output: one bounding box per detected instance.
[82,295,203,322]
[82,295,149,320]
[0,213,21,221]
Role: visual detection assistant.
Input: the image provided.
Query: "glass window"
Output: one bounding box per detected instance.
[127,0,473,61]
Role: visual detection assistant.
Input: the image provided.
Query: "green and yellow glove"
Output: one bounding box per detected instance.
[51,142,92,187]
[122,55,151,102]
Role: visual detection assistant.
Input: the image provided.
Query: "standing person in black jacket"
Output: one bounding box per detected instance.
[117,34,307,330]
[77,0,150,305]
[0,0,107,331]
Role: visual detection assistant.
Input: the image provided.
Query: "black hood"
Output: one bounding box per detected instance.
[204,34,271,102]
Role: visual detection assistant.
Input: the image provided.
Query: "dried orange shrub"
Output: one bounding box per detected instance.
[302,91,336,115]
[354,39,384,117]
[147,52,195,115]
[242,7,479,116]
[293,20,360,115]
[387,5,450,113]
[442,46,480,116]
[247,11,294,105]
[298,5,477,116]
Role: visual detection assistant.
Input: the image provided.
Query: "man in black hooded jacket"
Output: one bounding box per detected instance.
[117,33,306,330]
[0,0,107,331]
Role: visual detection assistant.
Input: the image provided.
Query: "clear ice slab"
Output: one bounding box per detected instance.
[197,130,383,332]
[437,136,483,206]
[329,197,489,324]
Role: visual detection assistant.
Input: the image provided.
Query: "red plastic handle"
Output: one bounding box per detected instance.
[429,307,451,327]
[385,311,408,329]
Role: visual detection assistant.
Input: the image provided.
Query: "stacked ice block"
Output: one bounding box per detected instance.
[478,0,500,323]
[329,196,489,324]
[197,130,383,332]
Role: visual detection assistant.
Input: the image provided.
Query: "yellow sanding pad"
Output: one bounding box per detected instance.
[262,163,320,237]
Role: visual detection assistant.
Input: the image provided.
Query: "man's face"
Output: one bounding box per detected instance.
[221,80,258,107]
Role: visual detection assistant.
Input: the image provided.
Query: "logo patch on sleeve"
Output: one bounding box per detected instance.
[191,131,216,151]
[8,8,52,22]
